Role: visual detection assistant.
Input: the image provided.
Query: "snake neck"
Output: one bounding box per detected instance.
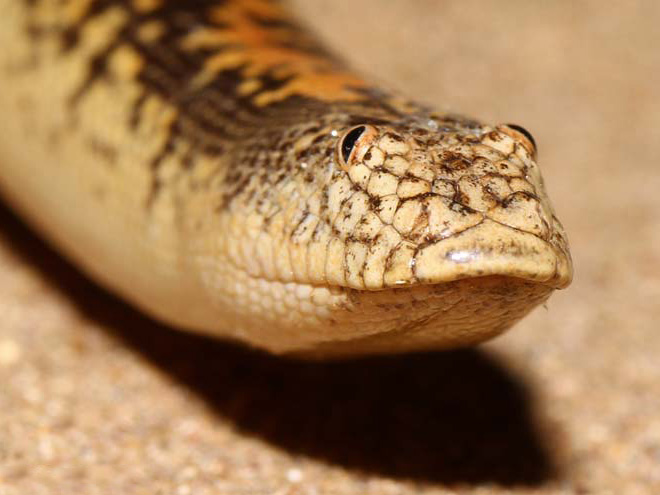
[22,0,387,128]
[21,0,434,202]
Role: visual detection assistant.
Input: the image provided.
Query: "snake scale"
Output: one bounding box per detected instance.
[0,0,572,357]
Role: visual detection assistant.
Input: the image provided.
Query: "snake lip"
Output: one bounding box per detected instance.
[409,219,573,291]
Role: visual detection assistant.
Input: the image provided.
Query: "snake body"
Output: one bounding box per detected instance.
[0,0,572,357]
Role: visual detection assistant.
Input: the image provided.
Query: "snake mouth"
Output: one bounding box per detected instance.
[321,213,572,293]
[407,218,573,291]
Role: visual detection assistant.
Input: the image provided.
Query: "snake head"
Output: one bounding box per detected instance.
[326,116,572,291]
[213,112,572,356]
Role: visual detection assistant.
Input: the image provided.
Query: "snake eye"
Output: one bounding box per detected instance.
[504,123,537,156]
[341,126,366,162]
[336,125,378,171]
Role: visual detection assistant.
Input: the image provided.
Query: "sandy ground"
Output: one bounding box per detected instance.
[1,1,659,494]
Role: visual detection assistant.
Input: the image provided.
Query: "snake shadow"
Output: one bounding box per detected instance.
[0,202,562,487]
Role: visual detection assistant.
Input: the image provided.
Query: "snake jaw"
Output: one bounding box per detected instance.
[202,114,572,355]
[295,117,573,356]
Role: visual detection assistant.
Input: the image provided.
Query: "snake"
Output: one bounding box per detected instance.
[0,0,572,358]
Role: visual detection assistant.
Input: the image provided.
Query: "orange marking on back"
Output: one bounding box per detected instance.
[181,0,370,105]
[132,0,163,14]
[62,0,95,25]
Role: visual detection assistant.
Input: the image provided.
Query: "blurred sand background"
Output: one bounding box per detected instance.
[1,1,659,494]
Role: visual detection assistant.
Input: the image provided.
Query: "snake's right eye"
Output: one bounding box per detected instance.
[337,124,378,171]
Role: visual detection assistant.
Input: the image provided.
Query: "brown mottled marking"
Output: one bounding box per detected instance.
[86,136,119,165]
[0,0,572,357]
[132,0,162,13]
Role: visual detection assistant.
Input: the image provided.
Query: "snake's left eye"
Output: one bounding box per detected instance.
[341,126,366,163]
[337,124,378,171]
[503,123,537,157]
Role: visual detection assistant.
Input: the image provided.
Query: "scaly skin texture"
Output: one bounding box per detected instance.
[0,0,572,357]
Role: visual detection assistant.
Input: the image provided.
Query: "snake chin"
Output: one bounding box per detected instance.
[286,275,554,359]
[196,267,556,358]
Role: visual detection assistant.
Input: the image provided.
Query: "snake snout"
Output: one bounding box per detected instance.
[330,122,572,290]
